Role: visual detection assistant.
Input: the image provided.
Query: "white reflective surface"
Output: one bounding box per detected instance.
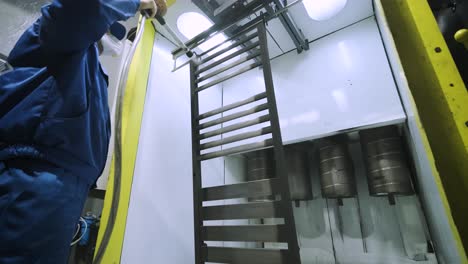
[267,0,373,53]
[303,0,348,21]
[223,18,406,145]
[121,35,195,264]
[374,0,463,262]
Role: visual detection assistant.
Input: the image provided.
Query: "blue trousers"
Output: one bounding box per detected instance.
[0,159,91,263]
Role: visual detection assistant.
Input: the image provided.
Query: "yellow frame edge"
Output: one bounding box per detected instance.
[381,0,468,257]
[95,19,155,264]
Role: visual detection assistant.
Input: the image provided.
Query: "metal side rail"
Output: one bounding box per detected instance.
[189,21,301,264]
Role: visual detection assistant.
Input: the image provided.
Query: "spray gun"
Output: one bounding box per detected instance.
[153,14,199,72]
[142,10,198,72]
[154,15,194,58]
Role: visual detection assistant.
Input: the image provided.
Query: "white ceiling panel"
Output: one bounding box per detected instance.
[266,30,284,58]
[266,0,374,53]
[265,17,296,54]
[290,0,374,42]
[161,0,373,58]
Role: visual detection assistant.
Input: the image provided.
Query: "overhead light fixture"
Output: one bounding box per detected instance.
[303,0,347,21]
[177,12,212,40]
[177,12,228,52]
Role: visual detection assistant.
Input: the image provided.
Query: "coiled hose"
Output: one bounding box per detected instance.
[93,15,147,264]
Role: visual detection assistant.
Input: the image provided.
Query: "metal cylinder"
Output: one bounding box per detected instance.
[318,136,357,198]
[360,126,414,196]
[247,149,275,181]
[246,149,275,201]
[285,146,313,201]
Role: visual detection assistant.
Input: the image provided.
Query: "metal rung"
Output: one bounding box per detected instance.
[199,103,268,130]
[196,51,261,84]
[199,115,270,140]
[196,61,262,93]
[198,26,258,58]
[202,225,289,242]
[199,92,267,120]
[200,139,273,160]
[203,200,282,220]
[203,246,289,264]
[195,42,260,75]
[200,33,258,64]
[172,15,263,56]
[202,178,281,201]
[200,127,272,150]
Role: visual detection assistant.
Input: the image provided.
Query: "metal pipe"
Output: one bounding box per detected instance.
[285,146,313,201]
[269,0,306,20]
[172,15,263,57]
[199,92,266,120]
[196,51,261,83]
[196,61,262,92]
[198,25,258,57]
[200,33,258,64]
[201,139,273,160]
[200,127,272,150]
[199,103,269,130]
[93,15,147,264]
[154,15,194,58]
[171,0,305,57]
[199,114,270,140]
[360,126,414,196]
[195,42,260,75]
[318,136,357,199]
[246,149,276,202]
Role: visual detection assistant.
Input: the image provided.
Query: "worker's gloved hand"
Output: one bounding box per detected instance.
[139,0,167,18]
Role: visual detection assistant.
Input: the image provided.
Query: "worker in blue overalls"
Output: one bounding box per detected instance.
[0,0,166,263]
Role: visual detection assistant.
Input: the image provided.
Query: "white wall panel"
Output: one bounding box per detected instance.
[121,35,196,264]
[264,0,373,53]
[121,5,448,263]
[289,0,373,50]
[223,17,406,146]
[265,17,297,55]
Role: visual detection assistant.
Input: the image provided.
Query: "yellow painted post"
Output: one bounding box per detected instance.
[381,0,468,254]
[95,1,177,262]
[455,29,468,50]
[95,19,155,263]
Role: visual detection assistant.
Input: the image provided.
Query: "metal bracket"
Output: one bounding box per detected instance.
[266,0,309,53]
[172,52,199,72]
[0,54,12,75]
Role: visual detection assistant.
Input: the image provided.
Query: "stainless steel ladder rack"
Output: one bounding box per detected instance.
[190,21,301,264]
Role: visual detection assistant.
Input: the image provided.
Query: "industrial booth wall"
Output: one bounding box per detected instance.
[379,0,468,253]
[119,7,422,264]
[117,1,466,264]
[374,0,467,261]
[94,19,157,263]
[213,17,434,264]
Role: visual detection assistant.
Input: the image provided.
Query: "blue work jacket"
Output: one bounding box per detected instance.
[0,0,140,184]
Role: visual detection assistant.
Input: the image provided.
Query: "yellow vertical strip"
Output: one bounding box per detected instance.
[381,0,468,255]
[95,19,155,264]
[166,0,176,6]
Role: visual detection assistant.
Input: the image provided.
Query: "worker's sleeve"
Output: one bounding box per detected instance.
[39,0,140,54]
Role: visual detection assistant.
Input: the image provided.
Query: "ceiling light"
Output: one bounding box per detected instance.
[177,12,213,40]
[303,0,347,21]
[177,12,228,52]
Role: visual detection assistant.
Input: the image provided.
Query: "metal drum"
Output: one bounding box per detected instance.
[285,146,312,201]
[360,126,414,196]
[318,136,357,199]
[246,149,275,201]
[247,149,275,181]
